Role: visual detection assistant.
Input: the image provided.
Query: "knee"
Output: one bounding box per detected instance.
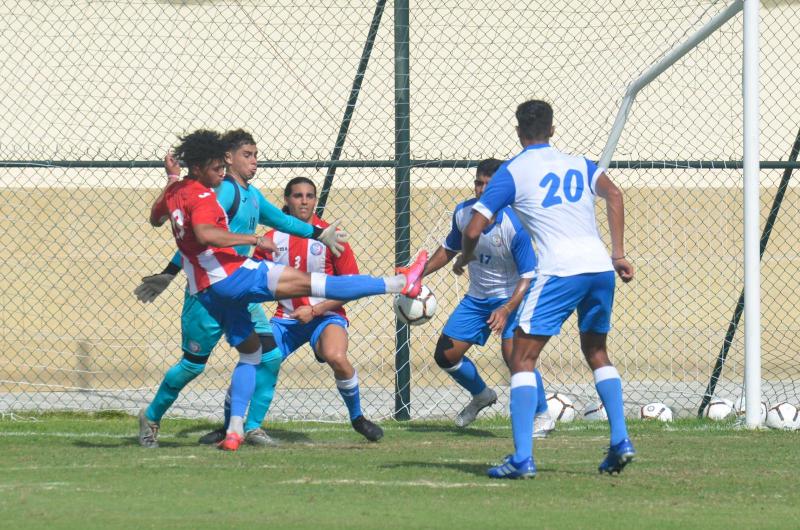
[325,351,350,372]
[434,336,457,369]
[178,358,206,378]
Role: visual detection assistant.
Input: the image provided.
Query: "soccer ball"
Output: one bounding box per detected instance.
[393,285,437,326]
[765,402,800,430]
[703,398,734,421]
[582,401,607,421]
[733,396,768,424]
[545,392,577,422]
[640,402,674,422]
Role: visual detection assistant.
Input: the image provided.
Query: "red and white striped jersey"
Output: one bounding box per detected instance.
[152,178,246,295]
[260,215,358,320]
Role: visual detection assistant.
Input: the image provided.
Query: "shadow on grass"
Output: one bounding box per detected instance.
[401,423,498,438]
[265,427,312,444]
[380,460,489,478]
[71,437,185,449]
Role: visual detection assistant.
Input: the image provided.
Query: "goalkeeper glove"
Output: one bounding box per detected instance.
[313,222,349,257]
[134,273,176,303]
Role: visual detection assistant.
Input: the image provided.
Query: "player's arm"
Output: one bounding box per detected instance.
[149,151,181,227]
[456,166,515,275]
[594,170,633,283]
[193,223,275,253]
[256,191,348,257]
[423,246,457,277]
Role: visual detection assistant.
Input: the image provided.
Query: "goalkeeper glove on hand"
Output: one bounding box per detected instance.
[314,221,349,257]
[134,273,176,303]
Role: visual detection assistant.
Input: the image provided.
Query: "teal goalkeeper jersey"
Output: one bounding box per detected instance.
[170,175,314,266]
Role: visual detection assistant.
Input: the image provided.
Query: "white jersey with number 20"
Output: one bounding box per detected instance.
[472,143,613,277]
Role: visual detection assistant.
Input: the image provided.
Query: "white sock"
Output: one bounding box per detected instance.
[383,274,405,293]
[228,416,244,435]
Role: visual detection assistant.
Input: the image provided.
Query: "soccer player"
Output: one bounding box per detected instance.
[421,159,555,437]
[135,129,349,448]
[262,177,383,441]
[457,100,635,478]
[149,129,427,450]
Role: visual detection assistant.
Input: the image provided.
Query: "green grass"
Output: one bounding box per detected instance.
[1,413,799,530]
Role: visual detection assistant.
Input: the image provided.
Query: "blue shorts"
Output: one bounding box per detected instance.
[270,315,349,362]
[181,289,272,359]
[442,295,520,346]
[196,259,284,348]
[514,271,615,336]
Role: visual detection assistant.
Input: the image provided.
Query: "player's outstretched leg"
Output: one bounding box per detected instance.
[139,358,205,448]
[532,369,555,438]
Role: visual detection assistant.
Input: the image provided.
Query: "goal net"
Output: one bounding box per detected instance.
[1,0,799,421]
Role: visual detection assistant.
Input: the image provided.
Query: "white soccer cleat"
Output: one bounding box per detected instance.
[533,410,556,438]
[245,427,279,446]
[455,387,498,427]
[138,408,160,449]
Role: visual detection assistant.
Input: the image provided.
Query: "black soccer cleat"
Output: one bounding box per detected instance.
[198,426,226,445]
[351,415,384,442]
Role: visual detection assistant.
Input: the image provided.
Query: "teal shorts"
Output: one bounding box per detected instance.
[180,288,272,360]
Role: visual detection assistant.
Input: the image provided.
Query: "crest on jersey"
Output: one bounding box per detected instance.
[492,233,502,247]
[310,242,324,256]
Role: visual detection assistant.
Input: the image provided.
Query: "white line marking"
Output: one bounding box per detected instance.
[279,478,508,489]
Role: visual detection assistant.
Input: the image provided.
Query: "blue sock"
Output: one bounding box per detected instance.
[510,372,538,464]
[534,369,548,414]
[223,387,231,430]
[146,358,205,422]
[244,348,282,432]
[314,273,386,300]
[336,372,362,420]
[594,366,629,446]
[443,356,486,396]
[229,361,257,421]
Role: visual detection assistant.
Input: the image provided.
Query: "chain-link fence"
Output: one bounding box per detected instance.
[1,1,799,422]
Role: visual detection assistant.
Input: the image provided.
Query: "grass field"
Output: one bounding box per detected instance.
[1,413,799,529]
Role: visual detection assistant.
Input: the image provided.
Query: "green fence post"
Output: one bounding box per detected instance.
[394,0,411,420]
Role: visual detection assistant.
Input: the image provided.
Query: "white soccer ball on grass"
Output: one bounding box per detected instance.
[703,398,734,421]
[582,401,607,421]
[765,402,800,430]
[393,285,437,326]
[545,392,577,422]
[640,402,674,422]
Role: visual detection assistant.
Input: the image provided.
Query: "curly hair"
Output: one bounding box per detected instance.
[173,129,226,171]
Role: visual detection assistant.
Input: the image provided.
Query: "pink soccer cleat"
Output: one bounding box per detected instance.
[218,432,244,451]
[397,250,429,298]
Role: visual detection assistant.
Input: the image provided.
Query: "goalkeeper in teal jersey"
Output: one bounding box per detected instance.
[134,129,346,448]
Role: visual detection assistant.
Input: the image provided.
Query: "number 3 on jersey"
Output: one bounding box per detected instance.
[540,169,584,207]
[170,209,186,240]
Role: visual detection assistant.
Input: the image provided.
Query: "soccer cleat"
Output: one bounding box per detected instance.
[397,250,429,298]
[245,428,278,447]
[598,437,636,474]
[218,432,245,451]
[455,387,498,427]
[138,408,160,449]
[533,410,556,439]
[351,415,384,442]
[487,455,536,479]
[198,426,226,445]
